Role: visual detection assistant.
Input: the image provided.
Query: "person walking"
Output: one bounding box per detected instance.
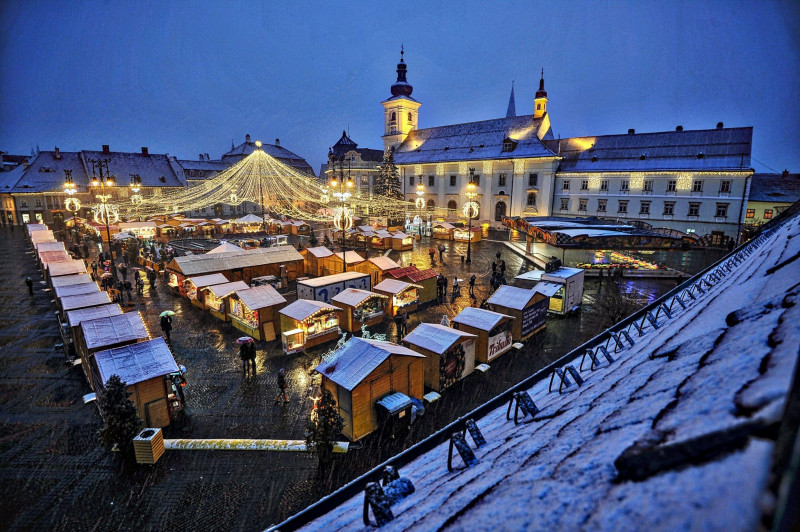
[238,342,250,377]
[136,276,144,296]
[123,279,133,303]
[469,274,476,296]
[438,243,445,262]
[160,314,172,341]
[496,251,501,262]
[500,260,506,276]
[440,313,450,327]
[491,261,497,275]
[452,277,461,297]
[394,313,404,341]
[274,368,289,404]
[91,261,98,275]
[429,247,435,264]
[25,276,33,295]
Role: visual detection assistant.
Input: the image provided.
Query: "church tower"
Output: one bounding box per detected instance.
[534,69,548,119]
[382,47,421,151]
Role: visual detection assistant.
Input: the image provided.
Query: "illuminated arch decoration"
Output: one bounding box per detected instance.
[93,203,119,225]
[65,197,81,213]
[463,201,480,219]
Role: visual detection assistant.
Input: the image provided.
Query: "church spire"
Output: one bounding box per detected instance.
[535,68,547,98]
[391,45,413,97]
[506,81,516,118]
[534,68,548,119]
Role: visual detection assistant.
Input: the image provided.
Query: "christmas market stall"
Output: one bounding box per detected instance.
[228,284,287,341]
[232,214,264,233]
[25,223,48,238]
[30,229,56,246]
[200,280,250,321]
[514,266,585,315]
[316,337,425,441]
[328,251,369,276]
[38,250,71,271]
[183,273,229,307]
[166,245,303,287]
[46,259,88,288]
[300,246,335,277]
[51,273,93,289]
[402,323,477,393]
[390,232,414,251]
[331,289,388,332]
[487,285,548,341]
[62,303,123,358]
[385,266,439,304]
[75,311,150,389]
[373,279,421,317]
[367,229,394,251]
[453,226,482,243]
[117,221,158,239]
[451,307,514,364]
[92,337,180,428]
[364,256,401,285]
[58,290,113,319]
[279,299,341,354]
[53,281,100,302]
[431,222,456,240]
[287,220,311,236]
[296,271,372,304]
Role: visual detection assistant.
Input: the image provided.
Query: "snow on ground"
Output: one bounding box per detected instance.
[296,215,800,531]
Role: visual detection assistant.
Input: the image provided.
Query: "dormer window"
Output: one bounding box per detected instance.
[502,138,517,153]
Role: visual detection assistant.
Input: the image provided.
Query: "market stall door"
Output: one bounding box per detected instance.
[392,362,410,395]
[262,322,276,342]
[338,387,353,440]
[144,398,170,428]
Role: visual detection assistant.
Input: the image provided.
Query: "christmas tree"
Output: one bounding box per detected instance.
[305,389,344,468]
[375,149,403,225]
[97,375,143,456]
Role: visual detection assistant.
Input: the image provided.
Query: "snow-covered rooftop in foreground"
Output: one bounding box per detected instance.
[289,211,800,531]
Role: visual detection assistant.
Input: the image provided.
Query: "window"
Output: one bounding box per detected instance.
[688,202,701,217]
[528,173,538,187]
[639,201,651,215]
[448,200,457,210]
[663,202,675,215]
[620,180,629,193]
[495,201,507,221]
[502,140,515,152]
[597,199,607,212]
[560,198,569,210]
[428,175,435,187]
[427,199,435,208]
[390,112,396,123]
[745,208,755,218]
[537,103,542,110]
[409,175,415,186]
[720,180,731,193]
[498,173,507,187]
[21,200,28,208]
[562,180,570,191]
[692,180,703,192]
[764,209,773,220]
[473,175,480,186]
[578,199,588,212]
[715,203,729,218]
[600,180,608,191]
[643,180,653,193]
[35,199,42,207]
[580,179,589,190]
[618,200,628,214]
[667,180,677,192]
[450,175,457,187]
[407,112,413,123]
[527,193,537,206]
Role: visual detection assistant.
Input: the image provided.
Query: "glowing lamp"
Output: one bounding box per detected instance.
[346,179,354,188]
[330,178,338,187]
[255,140,262,148]
[91,179,100,187]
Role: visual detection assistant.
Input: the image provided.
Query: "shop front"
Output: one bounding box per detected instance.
[452,307,514,364]
[184,273,229,307]
[453,227,482,243]
[201,280,250,321]
[279,299,341,354]
[228,285,287,341]
[391,232,414,251]
[403,323,477,393]
[373,279,421,317]
[365,256,402,286]
[385,266,439,304]
[487,285,549,341]
[431,222,456,240]
[331,289,388,332]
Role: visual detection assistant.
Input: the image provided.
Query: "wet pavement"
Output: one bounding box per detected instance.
[0,227,704,531]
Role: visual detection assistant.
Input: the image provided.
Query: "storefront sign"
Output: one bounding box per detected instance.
[487,330,512,361]
[521,298,548,337]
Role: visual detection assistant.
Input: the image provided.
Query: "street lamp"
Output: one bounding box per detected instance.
[415,175,426,237]
[88,158,118,275]
[63,169,81,214]
[329,158,354,272]
[463,167,479,264]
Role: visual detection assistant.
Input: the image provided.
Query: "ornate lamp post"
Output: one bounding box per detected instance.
[329,162,354,271]
[415,175,426,237]
[63,169,81,214]
[88,158,118,275]
[463,167,479,264]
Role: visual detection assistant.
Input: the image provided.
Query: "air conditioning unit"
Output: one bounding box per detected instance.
[133,427,165,464]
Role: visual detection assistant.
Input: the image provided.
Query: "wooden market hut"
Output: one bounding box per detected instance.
[30,229,56,245]
[58,291,113,319]
[200,280,250,321]
[51,273,93,289]
[431,222,456,240]
[300,246,335,277]
[46,259,88,287]
[92,337,180,428]
[486,285,548,342]
[402,323,477,393]
[38,250,71,270]
[390,232,414,251]
[53,282,100,302]
[385,266,439,304]
[228,285,287,341]
[331,289,388,333]
[288,221,311,235]
[63,303,123,356]
[364,256,401,285]
[166,245,303,288]
[453,226,482,243]
[329,251,370,276]
[26,223,48,237]
[316,337,425,441]
[279,299,341,354]
[75,311,150,389]
[35,240,66,253]
[183,273,229,306]
[373,279,421,317]
[451,307,515,364]
[365,229,392,251]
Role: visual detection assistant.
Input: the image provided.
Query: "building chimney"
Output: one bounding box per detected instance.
[275,138,280,146]
[199,154,204,161]
[716,122,724,129]
[141,147,149,155]
[676,125,683,131]
[102,144,110,154]
[628,129,635,135]
[783,169,790,178]
[245,134,251,143]
[54,146,61,159]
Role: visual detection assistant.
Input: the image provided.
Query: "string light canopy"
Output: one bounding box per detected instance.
[128,143,423,222]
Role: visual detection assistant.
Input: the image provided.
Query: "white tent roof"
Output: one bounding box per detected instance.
[234,214,263,224]
[207,241,242,254]
[403,323,476,355]
[280,299,339,321]
[487,285,540,310]
[59,291,112,312]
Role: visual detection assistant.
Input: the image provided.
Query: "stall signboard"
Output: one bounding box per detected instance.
[521,298,548,338]
[439,339,475,390]
[487,330,513,362]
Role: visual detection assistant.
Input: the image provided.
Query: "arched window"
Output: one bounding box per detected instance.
[527,193,536,206]
[427,199,435,208]
[390,112,396,123]
[407,112,413,122]
[536,103,541,110]
[447,200,457,211]
[495,201,507,221]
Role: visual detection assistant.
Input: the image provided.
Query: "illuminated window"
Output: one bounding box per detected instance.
[620,180,629,192]
[428,175,435,187]
[498,174,507,187]
[745,209,754,218]
[688,202,701,217]
[618,200,628,214]
[527,193,537,206]
[663,202,675,215]
[764,209,773,219]
[600,180,608,191]
[450,175,457,186]
[720,180,731,193]
[580,180,588,190]
[529,173,538,187]
[667,180,677,192]
[562,180,570,191]
[692,180,703,192]
[578,199,588,212]
[715,203,729,218]
[448,200,457,210]
[640,201,651,215]
[560,198,569,210]
[597,199,607,212]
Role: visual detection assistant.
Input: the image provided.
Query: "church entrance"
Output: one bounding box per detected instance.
[495,201,507,221]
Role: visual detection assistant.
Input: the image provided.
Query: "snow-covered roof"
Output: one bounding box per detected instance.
[315,337,424,391]
[206,242,242,254]
[292,209,800,532]
[451,307,513,331]
[59,290,112,312]
[373,278,419,295]
[368,256,401,271]
[51,273,92,288]
[203,281,250,299]
[279,299,339,321]
[392,232,410,239]
[533,281,562,297]
[334,251,365,264]
[331,288,386,307]
[541,266,584,280]
[53,282,99,300]
[487,285,540,310]
[169,245,302,276]
[35,241,65,253]
[431,222,456,230]
[80,311,148,350]
[297,271,369,288]
[66,303,123,328]
[47,260,88,277]
[403,323,476,355]
[38,250,70,265]
[30,230,55,242]
[749,172,800,203]
[185,273,229,288]
[303,246,334,258]
[95,337,179,387]
[233,285,286,310]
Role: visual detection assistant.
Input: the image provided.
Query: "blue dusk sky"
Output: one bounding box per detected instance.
[1,1,798,175]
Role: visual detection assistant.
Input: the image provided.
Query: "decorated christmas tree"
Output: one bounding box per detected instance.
[305,388,344,468]
[97,374,143,456]
[375,149,403,225]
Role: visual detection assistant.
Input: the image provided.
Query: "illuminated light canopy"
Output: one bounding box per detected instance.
[676,172,693,191]
[629,172,644,190]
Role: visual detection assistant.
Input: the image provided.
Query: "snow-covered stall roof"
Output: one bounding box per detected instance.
[35,241,66,253]
[298,271,368,287]
[51,273,92,288]
[234,285,286,310]
[38,250,70,265]
[280,299,339,322]
[203,281,250,299]
[59,291,112,312]
[487,285,539,310]
[95,337,179,387]
[292,210,800,532]
[66,304,123,328]
[303,246,334,258]
[25,223,47,235]
[80,312,148,350]
[331,288,386,307]
[30,230,55,243]
[53,282,99,300]
[169,245,303,276]
[533,280,562,297]
[185,273,229,288]
[373,279,420,295]
[451,307,513,331]
[315,337,424,391]
[47,259,88,277]
[334,251,365,264]
[367,256,401,271]
[206,242,242,254]
[403,323,476,355]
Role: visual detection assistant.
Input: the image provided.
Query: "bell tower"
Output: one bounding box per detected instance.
[534,69,548,119]
[382,46,421,151]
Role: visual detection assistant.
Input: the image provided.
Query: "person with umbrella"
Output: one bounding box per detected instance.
[119,263,128,280]
[160,311,174,341]
[237,337,256,378]
[274,368,289,404]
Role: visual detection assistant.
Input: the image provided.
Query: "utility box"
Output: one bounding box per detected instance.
[133,428,165,465]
